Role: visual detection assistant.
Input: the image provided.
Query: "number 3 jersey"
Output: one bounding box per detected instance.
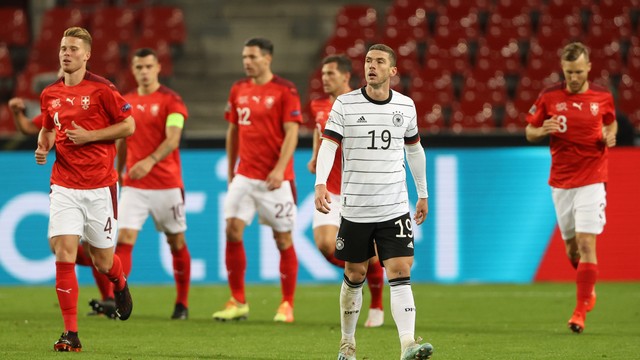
[526,82,615,189]
[40,72,132,189]
[323,87,420,223]
[224,76,302,181]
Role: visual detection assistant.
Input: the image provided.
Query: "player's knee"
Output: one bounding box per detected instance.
[166,233,186,251]
[344,264,367,283]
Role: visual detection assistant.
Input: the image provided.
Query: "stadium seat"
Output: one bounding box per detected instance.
[0,103,16,134]
[473,43,520,82]
[0,7,30,47]
[444,0,490,21]
[38,7,87,49]
[140,6,186,46]
[502,100,529,132]
[535,16,582,51]
[590,47,624,78]
[413,94,446,134]
[90,7,137,46]
[493,0,542,18]
[592,0,634,19]
[543,0,590,18]
[450,77,496,133]
[0,44,13,98]
[336,4,379,41]
[88,39,122,80]
[484,13,532,49]
[617,75,640,129]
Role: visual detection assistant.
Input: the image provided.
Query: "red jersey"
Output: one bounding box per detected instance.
[122,85,188,189]
[225,75,302,181]
[40,71,132,189]
[32,113,44,129]
[310,97,341,194]
[526,82,615,189]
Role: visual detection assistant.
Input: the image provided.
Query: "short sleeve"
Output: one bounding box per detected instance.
[404,100,420,144]
[39,91,54,130]
[323,98,344,143]
[603,92,616,125]
[102,84,132,123]
[224,84,238,124]
[282,84,303,124]
[32,113,44,129]
[525,92,548,127]
[167,93,188,119]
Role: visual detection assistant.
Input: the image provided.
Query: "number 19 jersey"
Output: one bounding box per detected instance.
[323,87,420,223]
[225,76,302,181]
[526,82,615,189]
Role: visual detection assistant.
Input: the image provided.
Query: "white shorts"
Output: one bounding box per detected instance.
[118,187,187,234]
[313,192,341,228]
[551,183,607,240]
[224,174,296,232]
[49,184,118,249]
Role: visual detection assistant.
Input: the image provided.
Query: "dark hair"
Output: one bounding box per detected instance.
[561,42,590,62]
[132,48,158,60]
[63,27,92,48]
[322,54,352,74]
[368,44,396,66]
[244,38,274,55]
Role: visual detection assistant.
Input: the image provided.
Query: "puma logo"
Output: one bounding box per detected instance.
[572,102,583,111]
[66,97,75,105]
[136,104,146,112]
[56,288,72,294]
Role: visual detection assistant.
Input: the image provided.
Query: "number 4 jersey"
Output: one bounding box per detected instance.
[323,87,420,223]
[224,76,302,181]
[526,82,615,189]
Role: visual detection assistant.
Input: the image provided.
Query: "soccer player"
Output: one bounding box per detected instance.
[35,27,134,352]
[525,42,617,334]
[112,47,191,320]
[315,44,433,360]
[307,54,385,328]
[213,37,301,323]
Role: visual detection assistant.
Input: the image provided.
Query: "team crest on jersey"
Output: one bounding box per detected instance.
[238,96,248,105]
[81,96,90,110]
[151,104,159,116]
[555,102,567,112]
[590,102,599,116]
[265,96,275,109]
[392,112,404,127]
[51,99,61,109]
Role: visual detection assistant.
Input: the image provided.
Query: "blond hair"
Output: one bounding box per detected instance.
[63,27,92,49]
[561,42,589,62]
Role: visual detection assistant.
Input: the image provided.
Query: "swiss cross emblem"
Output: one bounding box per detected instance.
[81,96,90,110]
[590,102,599,116]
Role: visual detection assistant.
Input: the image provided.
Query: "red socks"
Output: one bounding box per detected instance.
[105,255,126,292]
[279,245,298,305]
[576,262,598,313]
[324,253,346,268]
[75,245,92,266]
[226,241,247,304]
[115,243,134,276]
[172,245,191,307]
[55,262,78,332]
[366,260,384,309]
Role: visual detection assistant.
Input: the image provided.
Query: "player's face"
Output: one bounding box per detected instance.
[364,50,397,88]
[322,62,349,97]
[131,54,161,88]
[561,53,591,94]
[242,46,271,79]
[59,36,90,74]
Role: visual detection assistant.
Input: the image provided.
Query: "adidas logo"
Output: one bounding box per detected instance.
[357,116,367,123]
[407,241,414,249]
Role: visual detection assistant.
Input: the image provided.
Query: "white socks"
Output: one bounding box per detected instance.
[340,274,364,343]
[389,277,416,350]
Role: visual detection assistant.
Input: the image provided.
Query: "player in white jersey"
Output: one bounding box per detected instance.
[315,44,433,360]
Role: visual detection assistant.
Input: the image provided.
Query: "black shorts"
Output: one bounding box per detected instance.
[335,213,415,264]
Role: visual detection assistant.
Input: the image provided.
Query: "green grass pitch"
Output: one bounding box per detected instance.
[1,283,639,359]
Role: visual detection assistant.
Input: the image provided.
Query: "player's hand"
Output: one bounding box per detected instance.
[602,128,616,148]
[65,121,94,145]
[128,158,154,180]
[413,198,429,225]
[314,184,331,214]
[541,115,561,135]
[265,169,284,190]
[307,158,317,174]
[8,98,26,114]
[35,144,48,165]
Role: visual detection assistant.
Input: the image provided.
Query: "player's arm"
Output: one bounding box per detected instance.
[115,138,127,183]
[525,115,560,143]
[226,122,239,184]
[8,98,39,135]
[266,121,299,190]
[65,116,135,145]
[307,125,321,174]
[405,141,429,225]
[129,113,184,180]
[314,138,338,214]
[35,126,55,165]
[602,120,618,148]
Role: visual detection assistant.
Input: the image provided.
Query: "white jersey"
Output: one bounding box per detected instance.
[323,87,420,223]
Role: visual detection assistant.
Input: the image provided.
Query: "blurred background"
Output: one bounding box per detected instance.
[0,0,638,286]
